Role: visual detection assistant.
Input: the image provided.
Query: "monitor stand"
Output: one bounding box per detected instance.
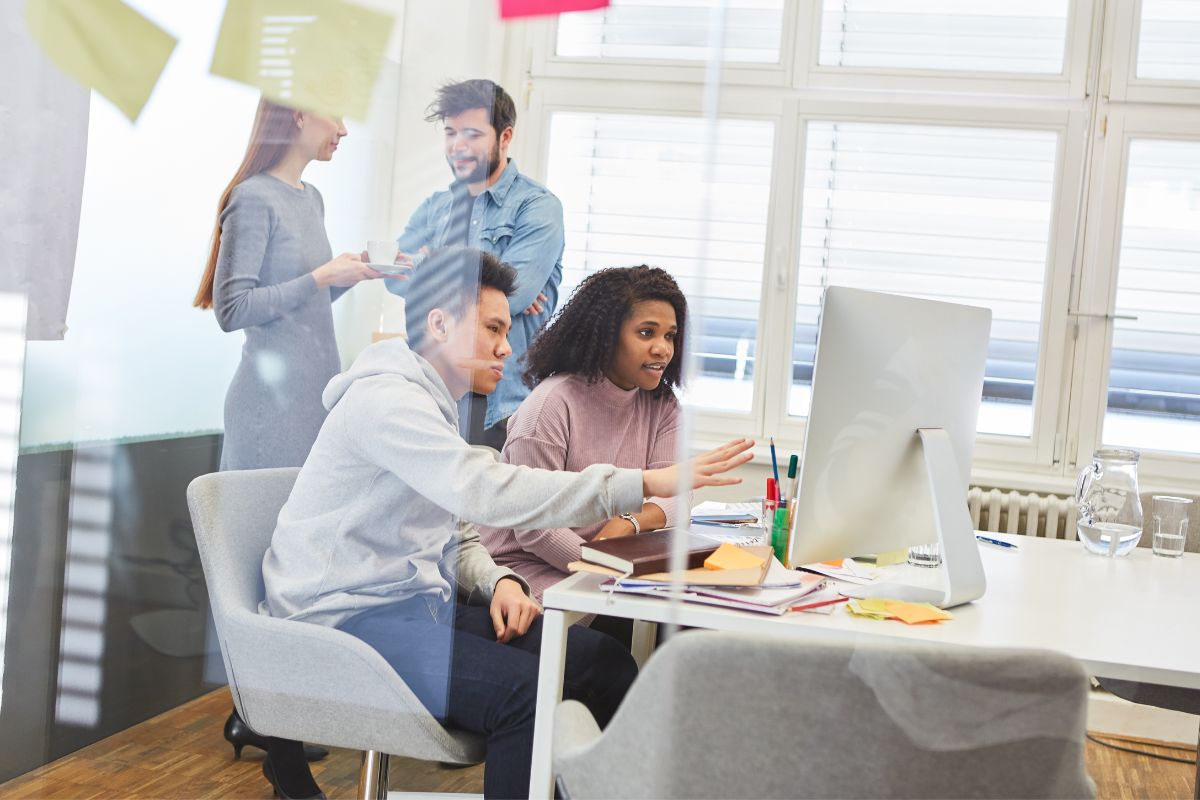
[839,428,986,609]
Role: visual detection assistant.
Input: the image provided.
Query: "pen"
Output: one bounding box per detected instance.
[769,436,781,490]
[787,454,799,506]
[976,534,1018,550]
[790,596,849,613]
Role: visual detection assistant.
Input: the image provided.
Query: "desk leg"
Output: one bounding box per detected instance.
[530,608,580,800]
[630,620,657,669]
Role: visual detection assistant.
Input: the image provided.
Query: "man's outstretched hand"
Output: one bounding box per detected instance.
[642,438,755,498]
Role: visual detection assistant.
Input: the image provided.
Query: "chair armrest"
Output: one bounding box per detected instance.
[553,699,603,761]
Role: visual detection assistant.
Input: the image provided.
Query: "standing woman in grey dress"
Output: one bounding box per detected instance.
[194,98,379,800]
[195,98,380,469]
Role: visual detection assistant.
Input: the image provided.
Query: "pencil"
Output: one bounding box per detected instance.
[769,436,780,488]
[790,596,849,613]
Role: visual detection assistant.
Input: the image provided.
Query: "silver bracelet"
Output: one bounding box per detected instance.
[619,513,641,534]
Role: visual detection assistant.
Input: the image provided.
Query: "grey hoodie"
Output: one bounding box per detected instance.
[260,336,645,628]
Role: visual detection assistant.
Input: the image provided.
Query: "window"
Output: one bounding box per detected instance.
[518,0,1200,484]
[817,0,1070,74]
[1103,138,1200,455]
[792,121,1058,437]
[557,0,786,63]
[544,111,775,413]
[1136,0,1200,81]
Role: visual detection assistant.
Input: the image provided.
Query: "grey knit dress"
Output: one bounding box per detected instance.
[213,173,346,471]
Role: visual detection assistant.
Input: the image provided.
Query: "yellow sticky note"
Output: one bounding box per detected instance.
[885,601,954,625]
[860,597,892,614]
[210,0,394,120]
[846,599,891,620]
[704,543,767,571]
[25,0,177,123]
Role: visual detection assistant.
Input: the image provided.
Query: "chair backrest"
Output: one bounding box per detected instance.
[188,467,298,626]
[556,630,1094,799]
[186,468,485,763]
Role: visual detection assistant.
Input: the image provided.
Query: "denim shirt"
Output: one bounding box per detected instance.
[388,160,565,428]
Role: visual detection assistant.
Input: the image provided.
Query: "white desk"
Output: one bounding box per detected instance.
[529,535,1200,798]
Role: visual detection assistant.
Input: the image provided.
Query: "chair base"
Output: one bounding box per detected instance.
[360,751,390,800]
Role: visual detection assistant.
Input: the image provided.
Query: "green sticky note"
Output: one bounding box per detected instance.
[210,0,394,120]
[25,0,177,123]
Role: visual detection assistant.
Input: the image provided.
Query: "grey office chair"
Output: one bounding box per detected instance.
[187,468,483,799]
[553,630,1095,799]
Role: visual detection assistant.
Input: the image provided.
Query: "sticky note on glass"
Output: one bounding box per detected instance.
[211,0,394,120]
[499,0,609,20]
[25,0,177,123]
[704,543,767,571]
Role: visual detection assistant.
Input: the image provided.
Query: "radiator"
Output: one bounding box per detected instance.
[968,486,1077,540]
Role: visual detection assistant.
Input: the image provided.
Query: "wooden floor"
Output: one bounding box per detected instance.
[0,688,1193,799]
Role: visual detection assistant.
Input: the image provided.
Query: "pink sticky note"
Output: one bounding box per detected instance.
[499,0,609,20]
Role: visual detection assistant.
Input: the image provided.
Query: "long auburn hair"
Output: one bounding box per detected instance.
[193,99,299,309]
[523,266,688,400]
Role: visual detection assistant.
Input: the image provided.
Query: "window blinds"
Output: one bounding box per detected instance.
[793,121,1059,436]
[1103,139,1200,454]
[818,0,1069,74]
[1137,0,1200,81]
[545,112,775,412]
[556,0,785,63]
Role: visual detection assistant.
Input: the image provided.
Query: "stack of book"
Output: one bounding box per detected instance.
[568,530,827,615]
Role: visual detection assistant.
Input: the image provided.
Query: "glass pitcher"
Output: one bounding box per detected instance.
[1075,448,1144,557]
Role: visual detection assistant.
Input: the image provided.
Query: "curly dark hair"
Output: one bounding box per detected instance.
[523,266,687,399]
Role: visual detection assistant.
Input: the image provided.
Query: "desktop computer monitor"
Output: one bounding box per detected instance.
[788,286,992,608]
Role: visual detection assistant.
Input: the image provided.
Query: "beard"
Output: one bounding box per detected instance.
[449,139,501,184]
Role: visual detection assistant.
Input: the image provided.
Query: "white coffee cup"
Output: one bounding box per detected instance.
[367,239,398,266]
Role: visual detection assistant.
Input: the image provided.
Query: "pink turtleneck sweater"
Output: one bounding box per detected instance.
[479,373,682,602]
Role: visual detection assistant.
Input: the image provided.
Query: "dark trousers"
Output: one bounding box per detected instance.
[338,597,638,799]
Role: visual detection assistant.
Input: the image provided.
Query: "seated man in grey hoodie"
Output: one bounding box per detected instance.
[261,247,752,799]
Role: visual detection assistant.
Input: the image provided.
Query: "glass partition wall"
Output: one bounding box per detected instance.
[3,0,1199,796]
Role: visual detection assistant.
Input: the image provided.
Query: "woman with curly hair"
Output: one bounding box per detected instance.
[480,265,687,612]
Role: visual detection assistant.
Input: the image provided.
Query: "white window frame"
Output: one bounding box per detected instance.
[769,100,1086,483]
[793,0,1097,99]
[524,3,801,87]
[1107,0,1200,106]
[1067,108,1200,492]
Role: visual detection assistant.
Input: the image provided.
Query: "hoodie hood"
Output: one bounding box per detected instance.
[322,336,458,422]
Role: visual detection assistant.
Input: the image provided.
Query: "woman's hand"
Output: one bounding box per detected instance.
[593,516,637,541]
[491,577,541,643]
[313,252,382,289]
[641,438,755,498]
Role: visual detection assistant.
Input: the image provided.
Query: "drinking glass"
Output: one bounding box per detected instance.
[1151,495,1191,558]
[908,542,941,568]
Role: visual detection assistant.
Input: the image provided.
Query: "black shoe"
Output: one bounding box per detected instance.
[224,710,329,762]
[262,756,327,800]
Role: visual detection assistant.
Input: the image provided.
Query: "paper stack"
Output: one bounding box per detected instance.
[604,558,827,615]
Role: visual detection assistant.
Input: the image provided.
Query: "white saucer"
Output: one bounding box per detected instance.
[368,262,412,275]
